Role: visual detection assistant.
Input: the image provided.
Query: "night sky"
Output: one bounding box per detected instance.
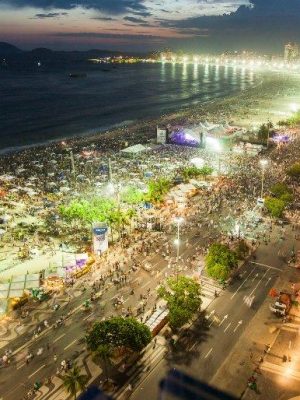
[1,0,300,53]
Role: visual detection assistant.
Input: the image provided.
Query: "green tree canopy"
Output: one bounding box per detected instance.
[144,177,172,203]
[205,243,237,270]
[205,243,237,282]
[280,111,300,127]
[181,165,213,182]
[207,263,231,282]
[270,183,292,198]
[264,197,286,218]
[157,275,202,329]
[86,317,151,353]
[287,162,300,180]
[59,197,116,224]
[121,186,144,205]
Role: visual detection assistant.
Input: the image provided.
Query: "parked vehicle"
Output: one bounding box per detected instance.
[270,292,292,316]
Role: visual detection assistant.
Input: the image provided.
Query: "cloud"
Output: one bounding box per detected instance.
[123,16,147,24]
[91,16,116,21]
[130,10,152,17]
[33,11,67,18]
[159,0,300,51]
[2,0,148,15]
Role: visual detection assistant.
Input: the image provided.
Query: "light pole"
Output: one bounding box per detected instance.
[174,217,184,280]
[108,158,113,182]
[260,159,268,199]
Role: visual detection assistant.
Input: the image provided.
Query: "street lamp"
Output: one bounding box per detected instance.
[260,159,268,199]
[174,217,184,280]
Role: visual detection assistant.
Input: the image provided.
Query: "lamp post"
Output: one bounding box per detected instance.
[260,159,268,199]
[108,158,113,182]
[174,217,184,280]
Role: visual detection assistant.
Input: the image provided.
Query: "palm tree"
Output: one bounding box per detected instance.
[62,363,88,400]
[94,344,113,382]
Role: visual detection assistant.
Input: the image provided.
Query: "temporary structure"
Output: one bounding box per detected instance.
[120,144,150,156]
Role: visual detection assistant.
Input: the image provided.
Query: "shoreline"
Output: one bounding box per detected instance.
[0,70,299,163]
[0,72,262,157]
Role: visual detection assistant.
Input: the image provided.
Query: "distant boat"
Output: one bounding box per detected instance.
[69,73,87,78]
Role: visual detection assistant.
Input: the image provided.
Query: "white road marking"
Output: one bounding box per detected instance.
[190,342,197,350]
[204,348,213,358]
[249,269,269,297]
[141,282,150,290]
[17,362,25,370]
[233,320,243,333]
[83,313,94,321]
[205,310,215,320]
[53,333,66,343]
[64,339,77,351]
[231,268,256,299]
[224,322,232,333]
[265,277,272,287]
[28,364,45,379]
[250,261,281,271]
[252,273,259,282]
[219,314,228,327]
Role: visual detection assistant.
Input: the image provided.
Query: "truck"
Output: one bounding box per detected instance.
[269,292,292,316]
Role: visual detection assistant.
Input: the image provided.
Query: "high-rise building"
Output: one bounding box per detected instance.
[284,42,299,62]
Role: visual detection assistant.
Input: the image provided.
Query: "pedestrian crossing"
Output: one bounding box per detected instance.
[200,276,223,300]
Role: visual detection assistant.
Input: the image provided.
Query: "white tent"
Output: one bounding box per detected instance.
[120,144,150,156]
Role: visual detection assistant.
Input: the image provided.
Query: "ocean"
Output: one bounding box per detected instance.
[0,61,258,152]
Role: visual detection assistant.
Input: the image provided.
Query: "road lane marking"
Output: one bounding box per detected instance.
[224,322,232,333]
[251,273,259,282]
[28,364,45,379]
[83,313,94,321]
[205,310,215,320]
[233,320,243,332]
[231,268,256,299]
[250,261,281,271]
[219,314,228,327]
[249,269,269,297]
[17,362,25,370]
[265,277,272,286]
[204,348,213,358]
[141,282,150,289]
[53,333,66,343]
[64,339,77,351]
[190,342,197,350]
